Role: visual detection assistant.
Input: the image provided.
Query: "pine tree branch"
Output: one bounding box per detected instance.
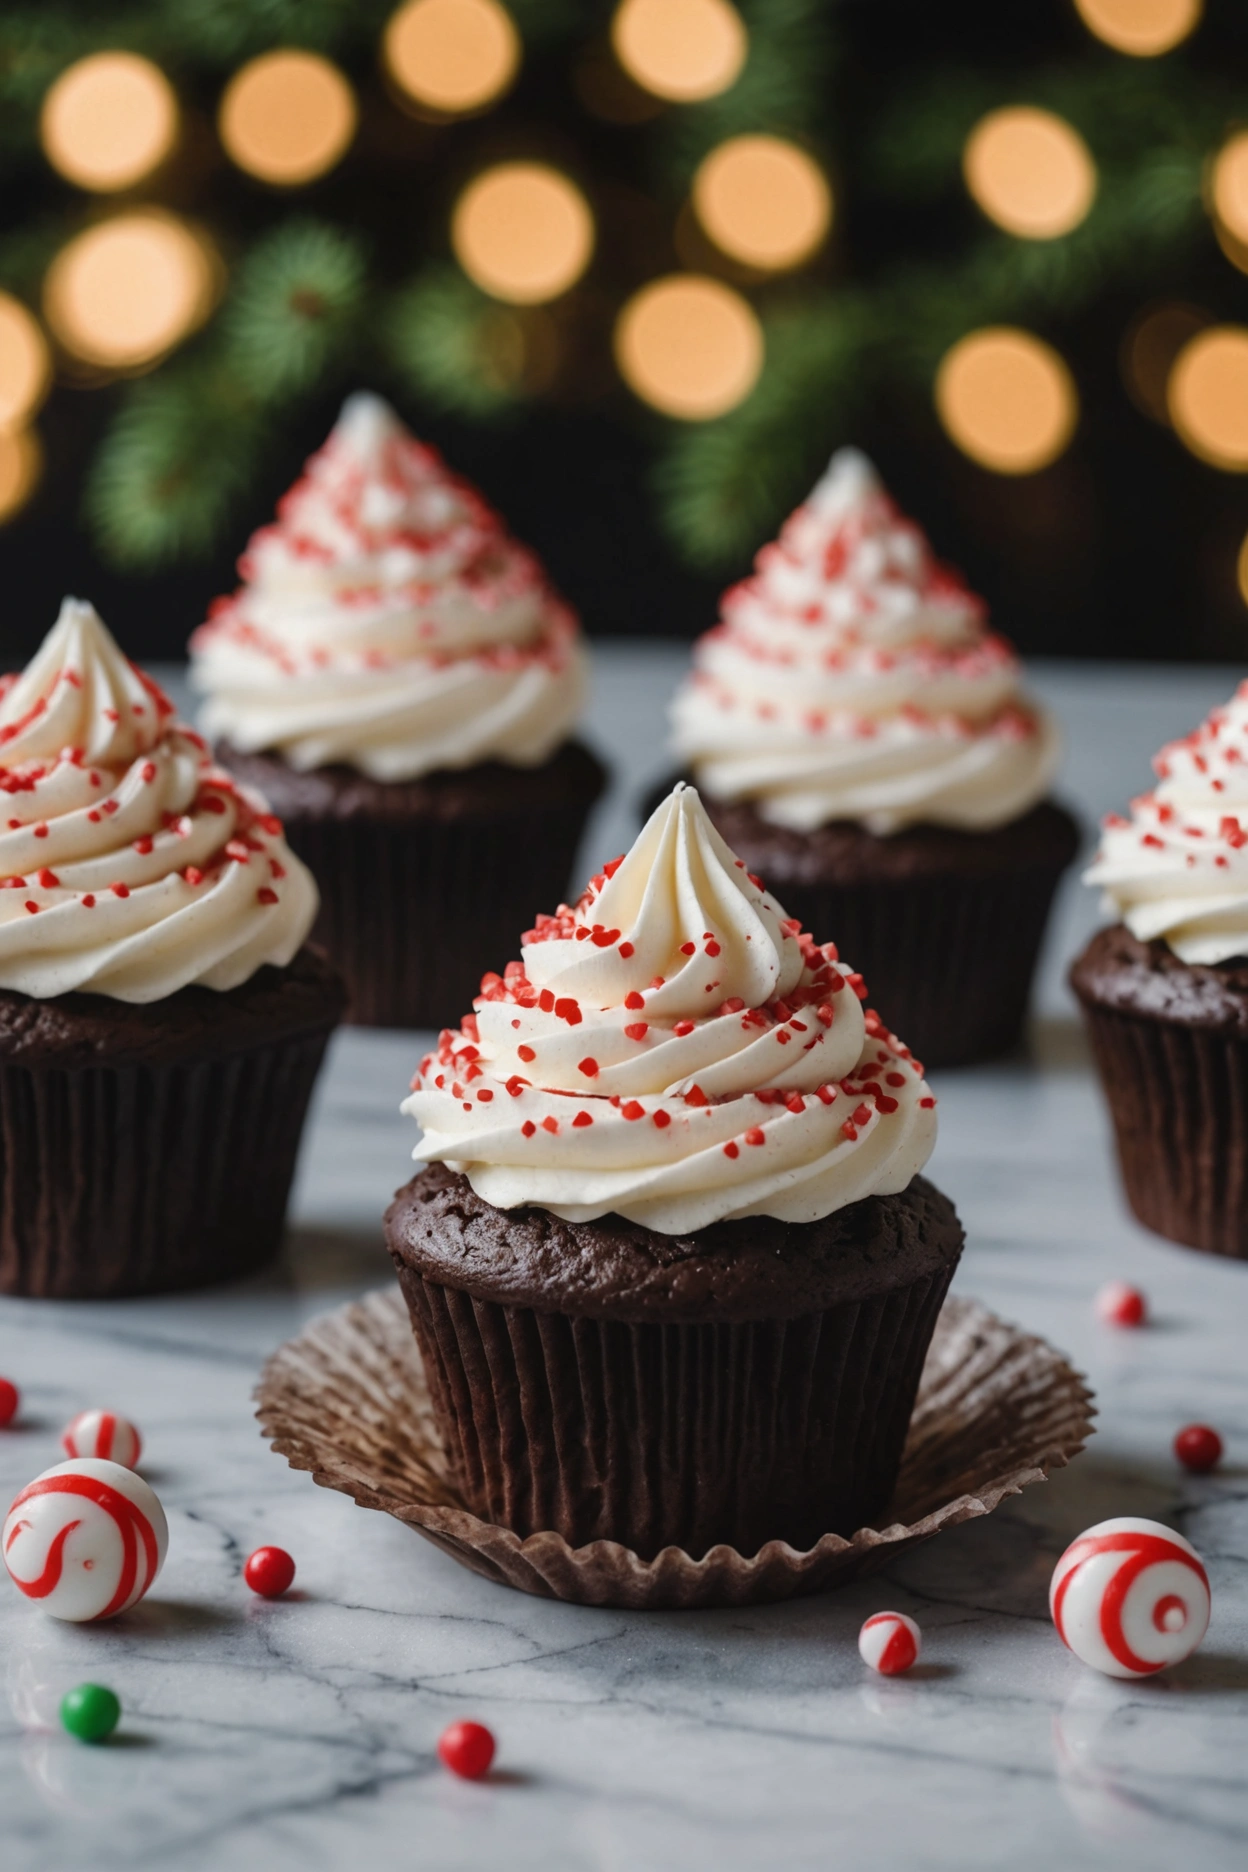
[221,219,369,402]
[385,266,530,416]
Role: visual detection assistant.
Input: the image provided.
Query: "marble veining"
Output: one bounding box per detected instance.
[2,650,1248,1871]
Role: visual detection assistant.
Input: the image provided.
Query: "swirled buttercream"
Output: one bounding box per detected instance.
[1085,680,1248,965]
[0,599,317,1001]
[672,449,1059,835]
[190,393,586,780]
[403,783,937,1233]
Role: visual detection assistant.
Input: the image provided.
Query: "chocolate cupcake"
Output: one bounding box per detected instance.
[0,599,344,1298]
[190,394,605,1029]
[1072,683,1248,1258]
[385,783,963,1559]
[668,451,1078,1068]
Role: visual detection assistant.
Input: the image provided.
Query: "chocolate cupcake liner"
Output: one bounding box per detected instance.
[396,1259,955,1559]
[0,1026,334,1299]
[1077,999,1248,1258]
[256,1288,1095,1610]
[726,861,1069,1071]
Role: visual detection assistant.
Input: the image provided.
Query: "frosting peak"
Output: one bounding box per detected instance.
[1085,680,1248,965]
[672,449,1059,834]
[0,599,317,1002]
[403,784,937,1233]
[190,393,586,781]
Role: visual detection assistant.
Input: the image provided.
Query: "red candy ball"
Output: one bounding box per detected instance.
[1096,1281,1146,1328]
[438,1720,496,1780]
[0,1379,17,1428]
[1175,1424,1223,1473]
[244,1546,296,1598]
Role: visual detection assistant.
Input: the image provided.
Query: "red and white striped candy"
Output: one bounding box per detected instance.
[61,1410,142,1470]
[2,1458,168,1623]
[1050,1516,1210,1679]
[858,1611,921,1676]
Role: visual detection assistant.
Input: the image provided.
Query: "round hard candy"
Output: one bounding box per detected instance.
[2,1458,168,1623]
[1174,1423,1223,1473]
[0,1378,18,1427]
[60,1683,121,1743]
[61,1410,142,1471]
[438,1720,496,1780]
[1096,1282,1146,1328]
[1050,1516,1210,1679]
[244,1546,296,1598]
[858,1611,922,1676]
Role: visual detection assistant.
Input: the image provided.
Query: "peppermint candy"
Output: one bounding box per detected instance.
[61,1410,142,1471]
[3,1458,168,1622]
[1050,1516,1210,1678]
[858,1611,921,1676]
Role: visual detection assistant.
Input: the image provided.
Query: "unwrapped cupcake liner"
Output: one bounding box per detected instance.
[0,1026,333,1299]
[256,1288,1095,1610]
[397,1259,955,1559]
[1078,998,1248,1258]
[279,776,605,1032]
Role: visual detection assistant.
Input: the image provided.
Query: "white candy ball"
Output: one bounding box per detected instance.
[61,1410,142,1471]
[1050,1516,1210,1679]
[858,1611,921,1675]
[3,1458,168,1623]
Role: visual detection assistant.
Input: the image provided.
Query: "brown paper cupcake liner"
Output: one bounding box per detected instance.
[0,1026,334,1299]
[256,1288,1095,1610]
[223,740,608,1030]
[396,1256,955,1558]
[1078,998,1248,1258]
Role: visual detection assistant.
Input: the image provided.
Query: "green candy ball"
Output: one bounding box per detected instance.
[60,1683,121,1743]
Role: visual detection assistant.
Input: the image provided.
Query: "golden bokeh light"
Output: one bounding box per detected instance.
[0,295,51,431]
[452,163,593,304]
[611,0,747,104]
[383,0,519,116]
[1121,301,1208,423]
[1237,531,1248,610]
[935,327,1078,474]
[692,136,831,271]
[963,108,1096,240]
[44,212,216,369]
[0,428,42,523]
[1212,132,1248,245]
[1168,326,1248,471]
[1073,0,1202,55]
[1214,217,1248,277]
[41,52,178,193]
[614,274,763,420]
[219,51,356,187]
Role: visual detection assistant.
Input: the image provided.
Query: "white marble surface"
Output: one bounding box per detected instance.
[4,647,1248,1872]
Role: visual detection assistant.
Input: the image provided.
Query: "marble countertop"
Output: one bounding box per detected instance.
[4,647,1248,1872]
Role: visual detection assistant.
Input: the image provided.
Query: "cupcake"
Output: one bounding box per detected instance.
[1073,681,1248,1258]
[0,598,344,1298]
[667,450,1079,1068]
[385,783,963,1560]
[190,393,606,1029]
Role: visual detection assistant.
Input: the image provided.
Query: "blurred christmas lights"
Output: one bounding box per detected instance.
[219,51,356,187]
[1121,301,1208,423]
[936,328,1078,474]
[1168,326,1248,471]
[1073,0,1201,56]
[43,212,216,369]
[611,0,747,104]
[1211,132,1248,251]
[692,136,831,271]
[614,274,762,419]
[452,163,593,304]
[963,108,1096,241]
[383,0,519,117]
[0,295,51,431]
[0,427,42,521]
[41,52,178,193]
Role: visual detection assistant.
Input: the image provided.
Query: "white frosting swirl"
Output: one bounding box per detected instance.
[1085,680,1248,965]
[190,393,586,781]
[672,449,1060,835]
[0,599,318,1002]
[403,784,937,1233]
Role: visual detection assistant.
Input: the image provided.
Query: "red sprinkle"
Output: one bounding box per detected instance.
[110,882,130,899]
[705,941,721,957]
[673,1020,694,1037]
[184,866,204,885]
[619,942,635,958]
[841,1120,858,1141]
[578,1057,600,1079]
[23,900,37,914]
[680,941,696,956]
[257,888,279,905]
[684,1084,709,1106]
[624,1023,648,1041]
[573,1111,593,1127]
[33,823,47,839]
[919,1096,935,1109]
[542,1116,559,1134]
[621,1101,645,1121]
[81,894,95,907]
[518,1045,536,1062]
[744,1126,766,1146]
[521,1121,536,1137]
[37,869,58,888]
[653,1109,671,1128]
[723,1141,740,1158]
[625,991,645,1010]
